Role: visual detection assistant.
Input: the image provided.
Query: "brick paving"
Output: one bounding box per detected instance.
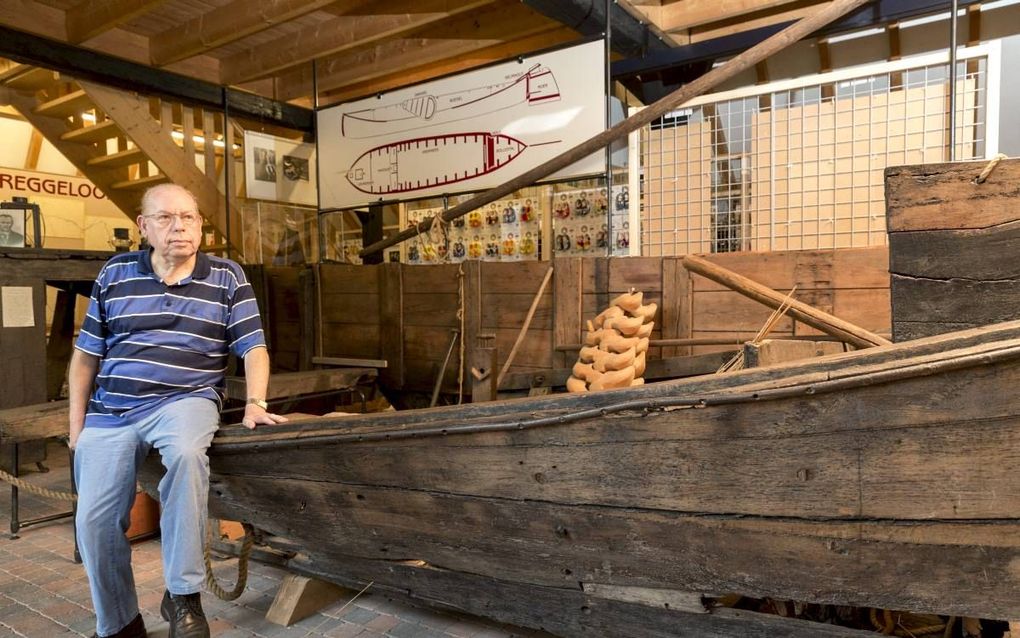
[0,443,552,638]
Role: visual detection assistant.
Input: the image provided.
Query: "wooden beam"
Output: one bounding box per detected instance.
[66,0,169,44]
[646,0,806,32]
[265,574,347,627]
[681,254,891,349]
[278,2,559,101]
[315,25,576,106]
[690,0,831,43]
[24,129,43,171]
[220,0,498,85]
[361,0,871,258]
[149,0,344,67]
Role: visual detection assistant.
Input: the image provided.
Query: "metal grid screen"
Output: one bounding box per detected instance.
[641,52,991,256]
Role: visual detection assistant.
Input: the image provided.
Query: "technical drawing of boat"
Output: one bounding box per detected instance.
[341,65,560,139]
[345,132,528,196]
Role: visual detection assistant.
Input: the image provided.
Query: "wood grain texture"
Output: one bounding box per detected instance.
[157,323,1020,621]
[886,159,1020,232]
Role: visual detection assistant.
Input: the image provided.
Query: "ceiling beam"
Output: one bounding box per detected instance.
[220,0,499,85]
[278,2,562,101]
[0,0,222,83]
[612,0,984,79]
[316,25,578,106]
[66,0,169,44]
[643,0,806,32]
[150,0,345,67]
[521,0,674,57]
[690,0,828,43]
[0,24,313,131]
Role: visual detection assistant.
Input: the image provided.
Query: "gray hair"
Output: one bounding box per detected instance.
[140,184,199,216]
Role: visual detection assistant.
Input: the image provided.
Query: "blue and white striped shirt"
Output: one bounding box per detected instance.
[75,249,266,428]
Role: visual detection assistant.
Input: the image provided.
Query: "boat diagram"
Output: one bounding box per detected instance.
[341,65,560,139]
[346,132,541,195]
[317,39,605,208]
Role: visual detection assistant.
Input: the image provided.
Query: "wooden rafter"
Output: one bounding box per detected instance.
[220,0,499,85]
[150,0,345,67]
[278,2,560,101]
[24,129,43,170]
[316,26,577,106]
[635,0,806,33]
[66,0,169,44]
[690,0,831,43]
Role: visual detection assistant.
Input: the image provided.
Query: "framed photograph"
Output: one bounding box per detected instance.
[0,208,27,248]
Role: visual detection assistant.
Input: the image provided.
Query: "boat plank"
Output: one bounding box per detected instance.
[281,553,877,638]
[403,293,460,327]
[320,292,380,325]
[608,256,662,292]
[318,264,378,294]
[203,475,1020,619]
[210,355,1020,520]
[889,221,1020,280]
[890,275,1020,327]
[480,292,553,329]
[320,324,381,359]
[886,159,1020,232]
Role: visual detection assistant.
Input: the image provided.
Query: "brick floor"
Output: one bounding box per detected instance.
[0,442,552,638]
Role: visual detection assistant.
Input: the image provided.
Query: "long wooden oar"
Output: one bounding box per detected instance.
[360,0,872,257]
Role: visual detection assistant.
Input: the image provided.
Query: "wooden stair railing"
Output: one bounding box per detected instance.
[0,64,244,259]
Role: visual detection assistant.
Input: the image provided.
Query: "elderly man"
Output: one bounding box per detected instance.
[0,212,25,246]
[69,184,287,638]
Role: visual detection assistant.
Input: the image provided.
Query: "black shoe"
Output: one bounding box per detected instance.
[91,613,147,638]
[160,590,210,638]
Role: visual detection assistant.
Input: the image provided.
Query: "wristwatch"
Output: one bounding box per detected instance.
[247,398,269,410]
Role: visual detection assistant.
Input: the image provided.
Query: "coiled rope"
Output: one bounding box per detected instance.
[0,465,253,602]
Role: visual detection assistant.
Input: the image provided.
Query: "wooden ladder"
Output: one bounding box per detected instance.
[0,63,242,258]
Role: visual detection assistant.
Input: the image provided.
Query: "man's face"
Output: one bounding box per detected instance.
[137,188,203,263]
[0,216,12,233]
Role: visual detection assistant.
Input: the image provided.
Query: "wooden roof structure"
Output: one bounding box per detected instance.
[0,0,872,112]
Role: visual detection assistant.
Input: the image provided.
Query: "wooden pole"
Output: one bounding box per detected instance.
[681,254,892,349]
[496,266,554,389]
[359,0,872,258]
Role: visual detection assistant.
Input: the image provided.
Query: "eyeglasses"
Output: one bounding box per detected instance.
[143,212,202,228]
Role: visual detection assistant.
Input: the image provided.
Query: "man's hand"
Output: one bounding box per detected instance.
[241,403,288,429]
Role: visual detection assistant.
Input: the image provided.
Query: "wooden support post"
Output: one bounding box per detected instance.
[682,254,891,349]
[45,288,78,401]
[298,268,315,371]
[470,335,498,403]
[553,257,582,370]
[265,574,346,627]
[496,265,553,389]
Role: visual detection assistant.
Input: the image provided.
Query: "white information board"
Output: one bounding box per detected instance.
[317,39,606,209]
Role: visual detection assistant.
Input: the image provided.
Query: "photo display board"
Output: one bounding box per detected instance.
[317,39,606,210]
[244,131,317,206]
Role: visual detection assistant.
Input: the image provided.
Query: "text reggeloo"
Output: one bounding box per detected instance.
[0,172,107,200]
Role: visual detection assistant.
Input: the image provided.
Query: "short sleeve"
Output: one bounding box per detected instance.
[75,273,109,357]
[224,263,266,358]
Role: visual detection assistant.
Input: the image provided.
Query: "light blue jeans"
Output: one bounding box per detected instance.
[74,397,219,637]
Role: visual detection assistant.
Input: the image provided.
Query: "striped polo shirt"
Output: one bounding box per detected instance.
[75,249,266,428]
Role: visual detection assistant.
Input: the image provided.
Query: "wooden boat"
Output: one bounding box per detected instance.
[143,318,1020,637]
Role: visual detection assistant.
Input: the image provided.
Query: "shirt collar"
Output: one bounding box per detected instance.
[138,248,211,281]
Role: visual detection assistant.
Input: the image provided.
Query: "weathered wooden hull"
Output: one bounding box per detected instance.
[146,320,1020,636]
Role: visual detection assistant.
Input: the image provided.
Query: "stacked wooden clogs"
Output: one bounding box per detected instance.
[567,289,656,392]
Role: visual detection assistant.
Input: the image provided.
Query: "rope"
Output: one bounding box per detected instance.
[974,153,1008,184]
[0,457,253,601]
[0,468,78,501]
[204,522,255,601]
